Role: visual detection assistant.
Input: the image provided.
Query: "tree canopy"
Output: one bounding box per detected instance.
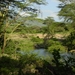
[0,0,47,20]
[0,0,47,53]
[58,0,75,24]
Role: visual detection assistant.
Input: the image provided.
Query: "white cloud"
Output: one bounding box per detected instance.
[50,0,60,3]
[41,9,58,19]
[20,12,30,17]
[50,11,58,18]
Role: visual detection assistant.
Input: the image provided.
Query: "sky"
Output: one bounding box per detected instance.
[38,0,61,21]
[20,0,61,22]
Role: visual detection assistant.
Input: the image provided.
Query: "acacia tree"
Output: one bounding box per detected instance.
[58,0,75,24]
[42,17,57,48]
[58,0,75,52]
[0,0,47,53]
[43,17,55,39]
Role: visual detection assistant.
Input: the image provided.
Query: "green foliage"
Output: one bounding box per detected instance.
[0,35,4,49]
[1,0,75,75]
[0,51,75,75]
[58,0,75,24]
[0,0,47,53]
[18,53,44,75]
[0,56,19,75]
[52,49,75,75]
[17,38,34,51]
[46,39,61,46]
[31,36,43,43]
[43,17,54,25]
[64,30,75,51]
[44,38,61,47]
[48,44,66,53]
[5,40,18,54]
[44,38,66,52]
[52,49,61,66]
[43,17,56,36]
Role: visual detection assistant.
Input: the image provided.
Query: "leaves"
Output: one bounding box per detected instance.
[58,0,75,23]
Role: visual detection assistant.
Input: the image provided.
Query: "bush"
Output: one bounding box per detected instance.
[18,53,43,75]
[31,37,43,43]
[0,56,19,75]
[65,30,75,51]
[43,37,64,48]
[52,50,75,75]
[48,44,66,53]
[5,40,18,54]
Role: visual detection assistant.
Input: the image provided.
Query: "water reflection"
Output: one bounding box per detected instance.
[17,49,52,59]
[17,49,75,60]
[31,49,51,57]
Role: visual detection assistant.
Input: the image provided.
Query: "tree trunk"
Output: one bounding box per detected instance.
[2,33,6,53]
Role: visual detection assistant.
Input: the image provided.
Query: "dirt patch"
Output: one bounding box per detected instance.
[28,33,65,39]
[54,34,65,39]
[8,33,65,40]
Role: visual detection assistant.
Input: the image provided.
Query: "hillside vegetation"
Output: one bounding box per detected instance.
[0,0,75,75]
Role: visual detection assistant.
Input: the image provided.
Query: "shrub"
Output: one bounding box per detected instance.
[18,53,43,75]
[48,44,66,53]
[0,56,19,75]
[65,30,75,51]
[45,39,66,53]
[52,50,75,75]
[31,37,43,44]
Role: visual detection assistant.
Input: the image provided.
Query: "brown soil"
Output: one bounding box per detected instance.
[8,33,65,40]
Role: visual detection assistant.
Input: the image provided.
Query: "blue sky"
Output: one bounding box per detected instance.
[20,0,61,21]
[38,0,61,21]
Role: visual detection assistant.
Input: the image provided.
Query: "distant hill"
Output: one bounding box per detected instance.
[16,16,46,27]
[25,20,46,27]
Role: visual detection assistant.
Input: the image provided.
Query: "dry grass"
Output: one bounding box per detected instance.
[8,33,67,40]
